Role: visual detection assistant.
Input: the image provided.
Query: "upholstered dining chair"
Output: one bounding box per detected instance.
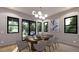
[52,36,59,50]
[16,40,30,52]
[44,36,55,52]
[46,36,59,51]
[33,41,46,52]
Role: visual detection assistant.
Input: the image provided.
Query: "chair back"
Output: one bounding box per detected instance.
[33,41,46,52]
[16,40,29,52]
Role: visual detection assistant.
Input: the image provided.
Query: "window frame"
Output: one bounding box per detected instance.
[64,15,78,34]
[7,16,19,34]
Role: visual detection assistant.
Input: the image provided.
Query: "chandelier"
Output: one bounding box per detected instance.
[32,10,48,20]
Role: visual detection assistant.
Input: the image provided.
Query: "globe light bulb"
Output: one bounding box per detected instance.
[38,11,42,15]
[42,16,45,19]
[39,16,42,19]
[35,14,39,18]
[32,11,36,15]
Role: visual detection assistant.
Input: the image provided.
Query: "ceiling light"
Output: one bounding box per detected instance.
[39,16,42,19]
[32,10,48,20]
[35,14,39,18]
[32,11,36,15]
[42,17,45,19]
[38,11,42,15]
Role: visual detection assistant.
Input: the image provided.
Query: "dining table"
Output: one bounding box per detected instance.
[41,34,53,41]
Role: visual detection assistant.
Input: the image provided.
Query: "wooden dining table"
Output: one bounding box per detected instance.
[41,34,53,41]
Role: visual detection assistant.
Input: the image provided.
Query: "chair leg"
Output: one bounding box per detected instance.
[55,42,58,49]
[28,47,30,52]
[52,44,55,51]
[48,46,51,52]
[17,49,19,52]
[49,46,51,52]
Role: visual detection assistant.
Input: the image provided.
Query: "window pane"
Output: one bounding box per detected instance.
[44,22,48,32]
[65,25,76,32]
[22,22,29,37]
[30,22,36,36]
[65,16,77,25]
[9,21,18,25]
[8,26,18,33]
[37,22,42,32]
[65,18,71,25]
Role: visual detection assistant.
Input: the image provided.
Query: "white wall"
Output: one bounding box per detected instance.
[0,7,35,46]
[49,7,79,47]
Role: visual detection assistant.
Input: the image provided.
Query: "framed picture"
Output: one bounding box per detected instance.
[51,19,59,32]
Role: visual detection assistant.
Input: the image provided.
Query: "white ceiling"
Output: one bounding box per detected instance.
[7,7,73,17]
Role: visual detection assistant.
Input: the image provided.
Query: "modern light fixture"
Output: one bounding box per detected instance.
[32,8,48,20]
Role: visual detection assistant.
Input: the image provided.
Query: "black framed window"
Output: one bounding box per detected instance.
[37,22,42,32]
[22,19,36,40]
[7,16,19,33]
[44,22,48,32]
[64,15,77,34]
[22,19,30,40]
[30,21,36,36]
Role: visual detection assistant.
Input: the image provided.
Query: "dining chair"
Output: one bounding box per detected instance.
[45,37,55,52]
[33,41,46,52]
[16,40,30,52]
[52,36,59,50]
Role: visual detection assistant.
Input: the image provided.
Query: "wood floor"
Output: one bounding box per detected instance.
[0,43,79,52]
[0,44,17,52]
